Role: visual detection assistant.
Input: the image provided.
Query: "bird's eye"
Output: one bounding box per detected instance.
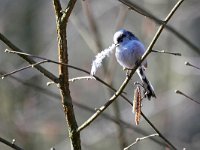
[117,34,125,43]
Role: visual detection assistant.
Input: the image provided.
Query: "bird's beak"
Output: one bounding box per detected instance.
[115,43,119,47]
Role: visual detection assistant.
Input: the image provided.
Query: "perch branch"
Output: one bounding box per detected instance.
[78,1,183,149]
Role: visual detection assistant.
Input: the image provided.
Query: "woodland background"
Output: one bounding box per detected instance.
[0,0,200,150]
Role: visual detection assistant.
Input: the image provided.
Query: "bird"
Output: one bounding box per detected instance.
[113,29,156,100]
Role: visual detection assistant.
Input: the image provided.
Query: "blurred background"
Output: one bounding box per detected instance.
[0,0,200,149]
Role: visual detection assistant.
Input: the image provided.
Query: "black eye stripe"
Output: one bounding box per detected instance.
[121,34,125,38]
[117,34,126,42]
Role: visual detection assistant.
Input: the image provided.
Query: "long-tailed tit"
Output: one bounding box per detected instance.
[90,29,156,100]
[113,29,156,100]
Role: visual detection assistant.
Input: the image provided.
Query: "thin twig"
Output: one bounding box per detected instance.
[152,49,181,56]
[0,33,59,83]
[1,60,48,79]
[118,0,200,55]
[69,76,95,82]
[61,0,77,23]
[175,90,200,105]
[124,133,159,150]
[0,137,24,150]
[4,49,66,66]
[185,61,200,71]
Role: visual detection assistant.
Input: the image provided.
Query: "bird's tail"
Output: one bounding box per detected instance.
[136,67,156,100]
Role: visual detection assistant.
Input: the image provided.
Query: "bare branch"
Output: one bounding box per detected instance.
[52,0,62,18]
[61,0,77,23]
[124,133,159,150]
[1,60,48,79]
[152,49,182,56]
[175,90,200,105]
[4,49,68,66]
[0,33,59,83]
[0,137,24,150]
[185,61,200,71]
[69,76,95,82]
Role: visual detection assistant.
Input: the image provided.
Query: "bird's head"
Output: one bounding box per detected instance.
[113,29,137,46]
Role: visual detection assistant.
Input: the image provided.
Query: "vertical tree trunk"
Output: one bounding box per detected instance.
[53,0,81,149]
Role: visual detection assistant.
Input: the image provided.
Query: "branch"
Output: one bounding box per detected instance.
[119,0,200,55]
[152,49,182,56]
[61,0,77,23]
[69,76,95,82]
[175,90,200,105]
[185,61,200,71]
[0,137,24,150]
[1,60,48,79]
[53,0,62,18]
[4,49,69,67]
[0,33,59,83]
[53,0,81,150]
[124,133,159,150]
